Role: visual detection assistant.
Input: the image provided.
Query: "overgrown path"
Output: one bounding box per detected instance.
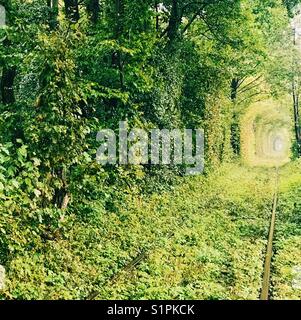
[89,164,280,300]
[3,162,301,300]
[94,162,301,300]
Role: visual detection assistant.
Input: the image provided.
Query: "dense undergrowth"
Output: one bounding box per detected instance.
[1,159,301,300]
[0,163,277,300]
[272,160,301,299]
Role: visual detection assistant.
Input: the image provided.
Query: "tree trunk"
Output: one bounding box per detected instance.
[293,80,301,156]
[230,78,240,101]
[167,0,181,42]
[0,65,16,105]
[292,27,301,157]
[64,0,80,22]
[114,0,124,89]
[48,0,59,29]
[230,78,240,155]
[155,1,159,32]
[87,0,100,23]
[115,0,124,37]
[0,3,16,106]
[230,113,240,155]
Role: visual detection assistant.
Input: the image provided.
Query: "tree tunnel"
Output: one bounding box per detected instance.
[241,100,292,167]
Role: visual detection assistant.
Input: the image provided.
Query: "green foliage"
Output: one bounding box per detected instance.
[271,161,301,299]
[0,164,275,300]
[0,0,300,301]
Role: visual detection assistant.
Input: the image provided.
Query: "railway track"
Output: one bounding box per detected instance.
[260,167,280,300]
[86,167,282,301]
